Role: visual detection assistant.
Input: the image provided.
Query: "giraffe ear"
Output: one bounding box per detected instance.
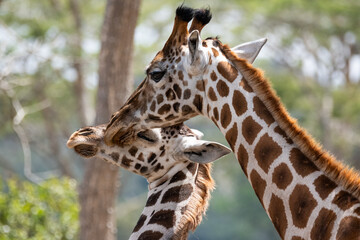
[231,38,267,63]
[180,140,231,164]
[188,30,201,64]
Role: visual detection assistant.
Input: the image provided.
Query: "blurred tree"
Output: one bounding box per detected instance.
[0,0,104,180]
[0,178,78,240]
[79,0,140,240]
[235,0,360,167]
[0,1,359,239]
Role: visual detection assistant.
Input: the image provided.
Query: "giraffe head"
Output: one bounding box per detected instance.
[67,124,230,183]
[104,6,267,146]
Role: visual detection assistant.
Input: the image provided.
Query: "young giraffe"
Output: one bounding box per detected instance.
[67,123,230,240]
[103,6,360,240]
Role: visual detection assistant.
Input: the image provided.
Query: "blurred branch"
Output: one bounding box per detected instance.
[12,124,43,184]
[41,103,75,178]
[69,0,89,126]
[0,77,56,184]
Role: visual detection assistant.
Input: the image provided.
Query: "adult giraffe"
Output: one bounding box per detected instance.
[67,124,230,240]
[104,6,360,239]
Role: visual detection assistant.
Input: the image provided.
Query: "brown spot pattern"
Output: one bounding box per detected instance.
[169,171,186,184]
[290,148,318,177]
[161,184,193,203]
[147,114,162,123]
[332,190,359,210]
[187,163,197,175]
[158,104,171,115]
[254,133,282,173]
[173,102,180,112]
[250,170,267,206]
[213,107,219,121]
[183,89,191,100]
[291,237,305,240]
[110,152,119,162]
[314,175,337,200]
[138,231,163,240]
[165,89,176,100]
[173,84,182,98]
[232,90,247,116]
[147,153,157,163]
[268,194,288,239]
[310,208,336,240]
[121,156,132,167]
[140,166,148,174]
[239,78,253,92]
[274,126,293,144]
[220,104,232,129]
[210,71,217,81]
[242,116,262,145]
[237,144,249,176]
[133,214,147,232]
[336,216,360,240]
[272,163,293,190]
[150,101,156,112]
[217,61,238,83]
[157,94,164,104]
[253,96,275,126]
[193,94,203,113]
[196,80,205,91]
[154,163,164,172]
[145,191,161,208]
[225,123,238,151]
[137,153,144,162]
[289,184,317,228]
[128,146,138,156]
[208,87,217,101]
[182,105,193,115]
[216,80,229,97]
[148,209,175,229]
[212,48,219,57]
[178,70,184,80]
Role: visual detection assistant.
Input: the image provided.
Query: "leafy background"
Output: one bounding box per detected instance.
[0,0,359,239]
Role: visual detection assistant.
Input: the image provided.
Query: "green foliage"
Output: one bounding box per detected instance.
[0,178,79,240]
[333,87,360,125]
[1,0,360,239]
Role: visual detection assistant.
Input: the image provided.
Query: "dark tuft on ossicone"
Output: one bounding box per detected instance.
[194,8,212,25]
[176,5,195,22]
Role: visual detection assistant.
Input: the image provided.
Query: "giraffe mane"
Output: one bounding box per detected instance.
[219,43,360,200]
[175,163,215,239]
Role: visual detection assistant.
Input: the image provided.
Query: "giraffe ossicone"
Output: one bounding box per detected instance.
[103,5,360,239]
[67,124,230,239]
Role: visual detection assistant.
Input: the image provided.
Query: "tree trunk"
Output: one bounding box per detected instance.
[69,0,88,126]
[79,1,140,240]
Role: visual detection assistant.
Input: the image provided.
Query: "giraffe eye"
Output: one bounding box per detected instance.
[150,70,166,82]
[137,131,158,143]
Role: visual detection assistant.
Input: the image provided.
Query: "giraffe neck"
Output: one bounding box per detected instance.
[129,162,214,240]
[202,45,360,239]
